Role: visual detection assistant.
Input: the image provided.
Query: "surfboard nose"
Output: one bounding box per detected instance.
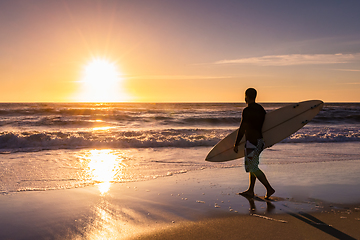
[312,100,324,109]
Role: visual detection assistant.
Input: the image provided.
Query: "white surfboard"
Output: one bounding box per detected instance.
[205,100,324,162]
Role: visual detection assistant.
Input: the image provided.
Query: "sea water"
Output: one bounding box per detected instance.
[0,103,359,194]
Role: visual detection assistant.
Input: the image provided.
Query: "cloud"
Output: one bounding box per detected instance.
[127,75,234,80]
[215,53,360,66]
[333,69,360,72]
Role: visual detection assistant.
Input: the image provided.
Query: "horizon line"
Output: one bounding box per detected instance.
[0,100,358,104]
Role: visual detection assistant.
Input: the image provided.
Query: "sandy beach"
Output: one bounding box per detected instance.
[1,149,360,240]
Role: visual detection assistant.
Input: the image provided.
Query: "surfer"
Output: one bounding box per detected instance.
[234,88,275,199]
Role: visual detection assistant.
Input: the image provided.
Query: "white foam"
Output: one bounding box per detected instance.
[0,125,359,153]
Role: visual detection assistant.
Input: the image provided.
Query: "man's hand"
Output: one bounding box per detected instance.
[234,145,238,153]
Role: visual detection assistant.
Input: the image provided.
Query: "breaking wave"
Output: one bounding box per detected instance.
[0,126,359,153]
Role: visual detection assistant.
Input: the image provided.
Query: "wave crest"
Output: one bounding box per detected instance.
[0,127,359,153]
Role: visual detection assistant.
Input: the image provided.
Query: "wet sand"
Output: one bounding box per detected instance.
[136,211,360,240]
[1,163,360,240]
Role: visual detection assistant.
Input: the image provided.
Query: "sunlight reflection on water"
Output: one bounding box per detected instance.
[84,149,125,195]
[92,126,116,131]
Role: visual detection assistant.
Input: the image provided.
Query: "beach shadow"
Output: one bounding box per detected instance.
[240,194,356,239]
[284,208,356,240]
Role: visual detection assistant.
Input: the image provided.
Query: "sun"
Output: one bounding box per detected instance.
[76,58,131,102]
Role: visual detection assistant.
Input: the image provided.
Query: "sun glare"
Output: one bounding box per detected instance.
[76,58,131,102]
[86,149,124,195]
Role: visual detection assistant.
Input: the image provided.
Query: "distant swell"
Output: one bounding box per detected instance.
[312,114,360,124]
[0,116,241,127]
[182,117,240,125]
[0,103,360,127]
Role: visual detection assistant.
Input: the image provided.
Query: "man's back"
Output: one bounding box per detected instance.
[242,102,266,145]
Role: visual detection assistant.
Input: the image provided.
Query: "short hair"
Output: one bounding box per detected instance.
[245,88,257,100]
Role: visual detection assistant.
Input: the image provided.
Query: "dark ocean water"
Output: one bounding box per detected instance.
[0,102,359,153]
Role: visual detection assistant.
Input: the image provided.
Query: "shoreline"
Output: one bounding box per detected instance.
[2,142,360,195]
[1,166,360,239]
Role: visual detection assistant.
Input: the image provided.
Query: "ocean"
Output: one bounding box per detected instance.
[1,102,359,194]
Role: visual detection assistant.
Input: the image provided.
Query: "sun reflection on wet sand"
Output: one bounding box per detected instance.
[73,149,194,239]
[85,149,124,195]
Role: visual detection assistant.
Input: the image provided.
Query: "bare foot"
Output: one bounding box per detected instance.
[237,190,254,198]
[265,188,275,199]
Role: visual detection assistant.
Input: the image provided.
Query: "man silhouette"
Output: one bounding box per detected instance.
[234,88,275,198]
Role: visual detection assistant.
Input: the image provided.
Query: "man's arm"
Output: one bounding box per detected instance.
[234,112,247,153]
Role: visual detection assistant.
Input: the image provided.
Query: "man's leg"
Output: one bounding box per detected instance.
[253,169,275,198]
[239,173,256,197]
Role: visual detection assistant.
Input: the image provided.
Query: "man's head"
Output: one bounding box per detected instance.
[245,88,257,103]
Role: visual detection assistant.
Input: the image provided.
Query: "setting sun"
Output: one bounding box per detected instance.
[75,58,131,102]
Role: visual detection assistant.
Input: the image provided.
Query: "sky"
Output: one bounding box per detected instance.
[0,0,359,103]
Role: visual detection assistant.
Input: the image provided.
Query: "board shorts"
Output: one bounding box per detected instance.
[244,139,265,173]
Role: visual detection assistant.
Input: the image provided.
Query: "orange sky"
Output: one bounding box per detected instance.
[1,1,359,102]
